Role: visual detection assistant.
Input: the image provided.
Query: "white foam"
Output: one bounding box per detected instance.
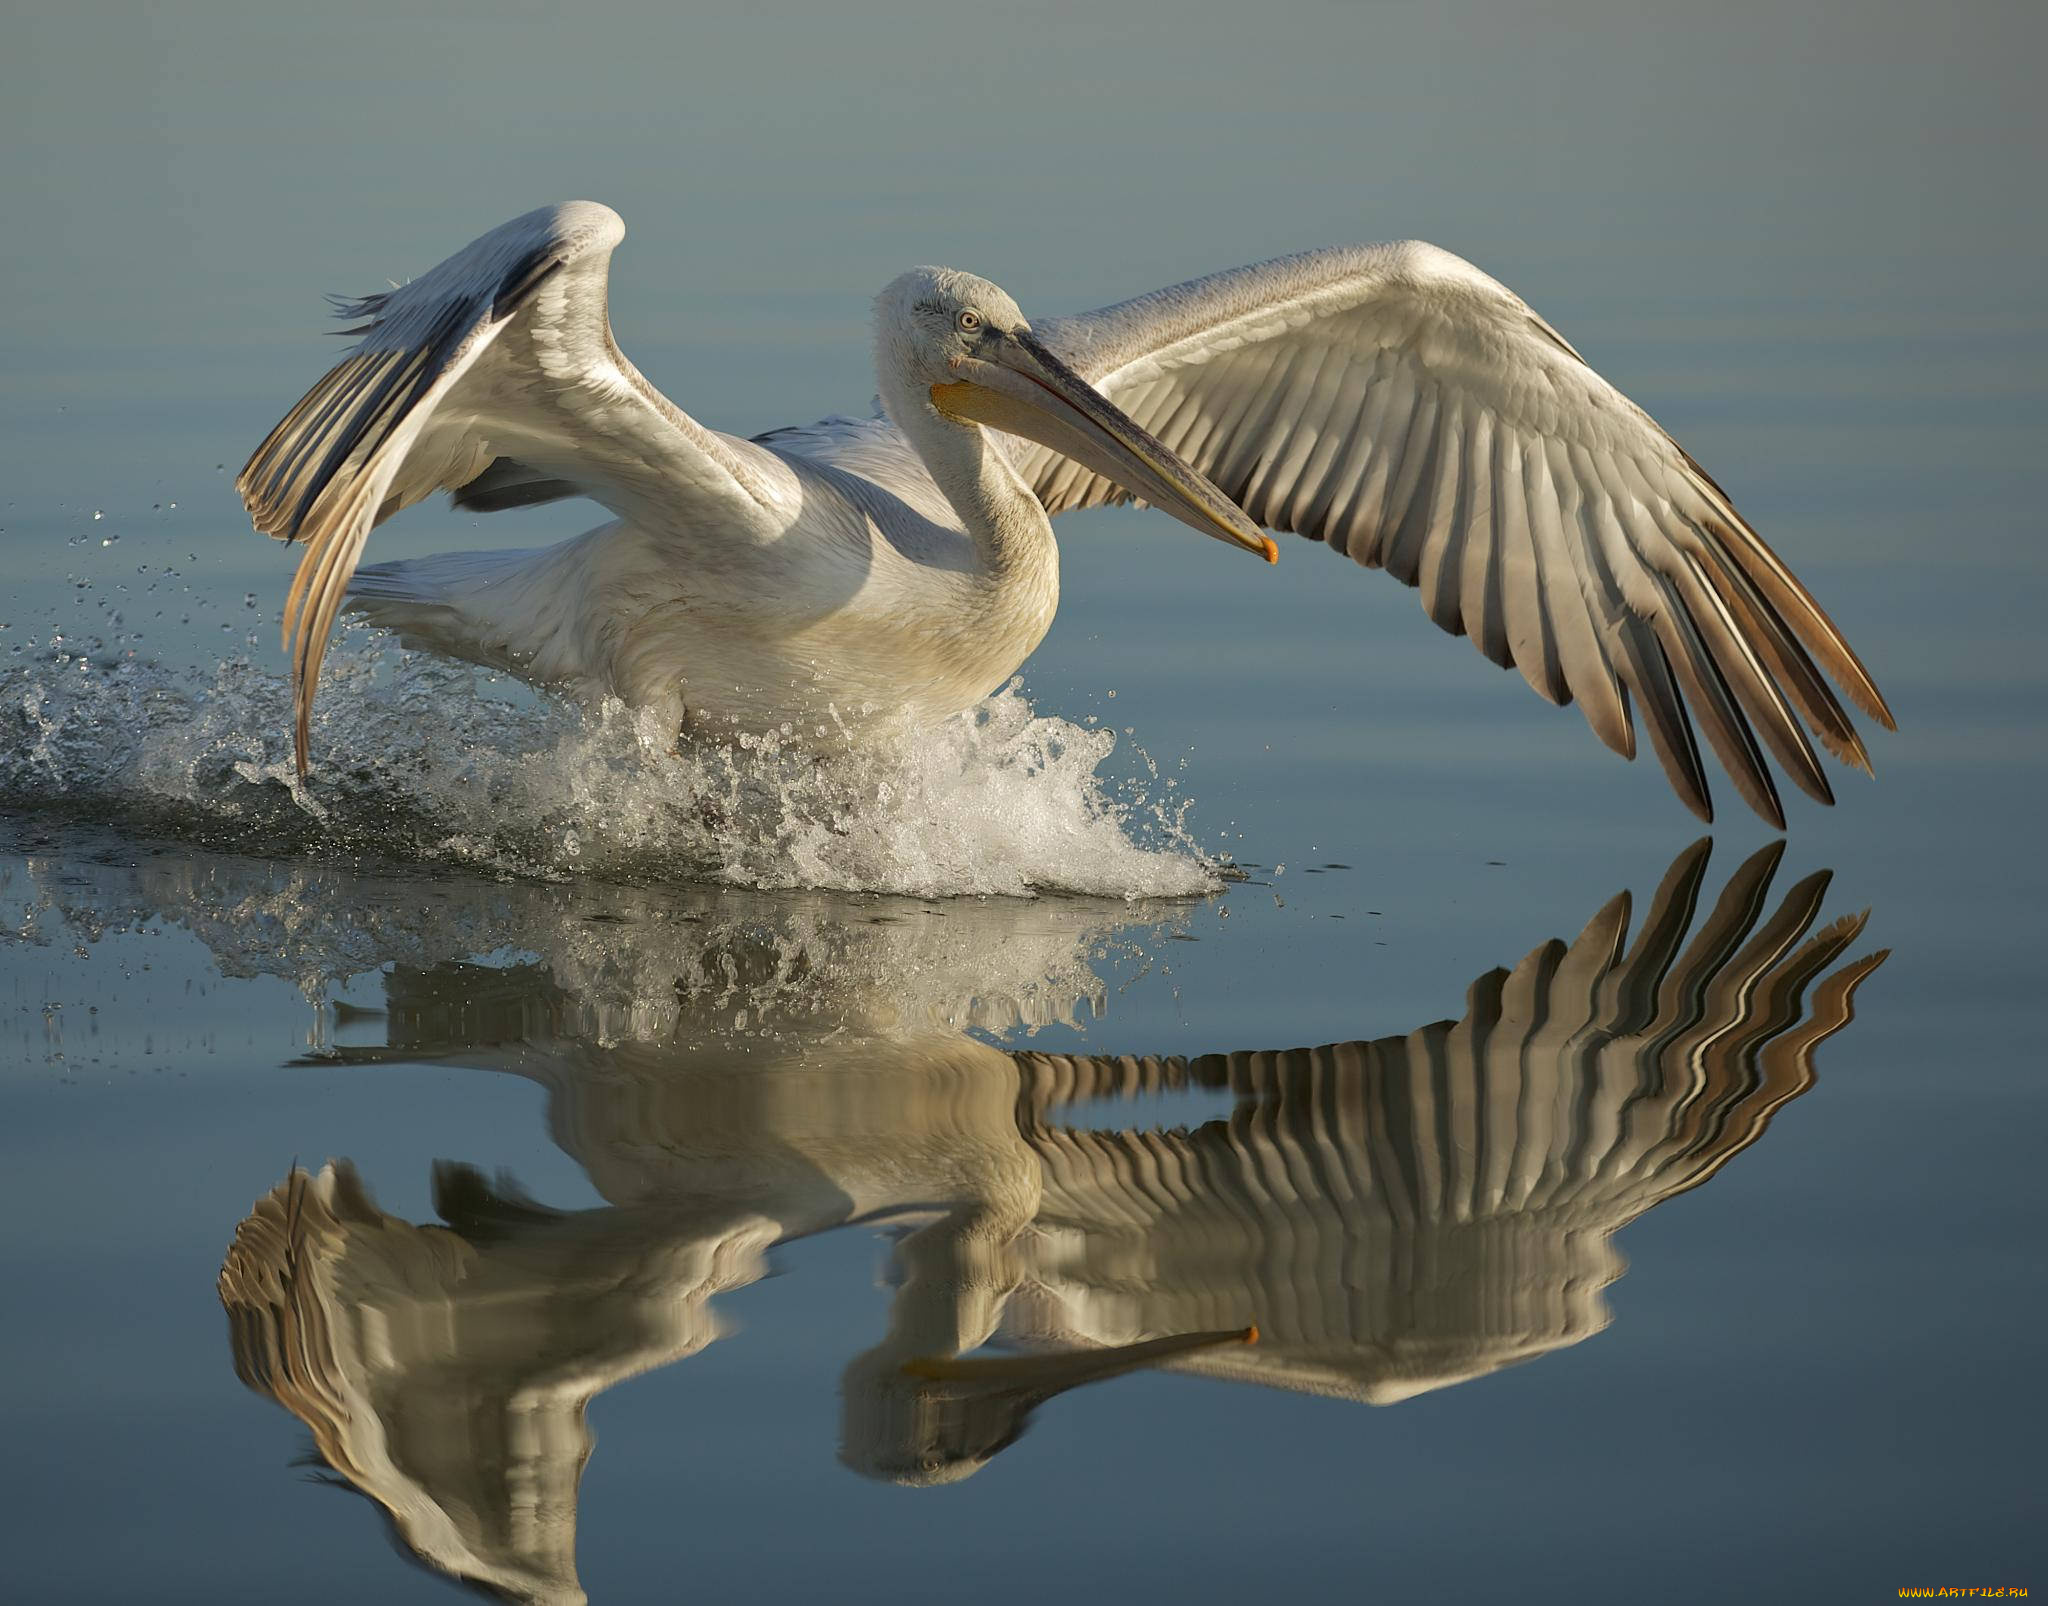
[0,624,1222,899]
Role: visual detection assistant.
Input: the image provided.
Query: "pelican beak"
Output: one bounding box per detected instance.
[901,1325,1258,1388]
[932,329,1278,563]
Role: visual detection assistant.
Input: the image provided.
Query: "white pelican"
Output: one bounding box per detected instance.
[240,201,1893,825]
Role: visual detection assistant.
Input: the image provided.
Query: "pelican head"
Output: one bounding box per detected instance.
[876,267,1277,562]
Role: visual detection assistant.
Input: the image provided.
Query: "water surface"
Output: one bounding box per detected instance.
[3,3,2045,1600]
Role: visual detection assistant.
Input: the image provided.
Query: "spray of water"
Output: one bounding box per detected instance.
[1,623,1221,899]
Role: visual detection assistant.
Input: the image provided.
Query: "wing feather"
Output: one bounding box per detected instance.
[1495,431,1561,701]
[1417,404,1471,636]
[1616,624,1711,823]
[1377,387,1445,584]
[1644,566,1785,828]
[1694,542,1868,772]
[1323,358,1409,557]
[239,201,794,775]
[1673,545,1833,806]
[1266,350,1346,531]
[1284,352,1367,534]
[1538,454,1622,753]
[1018,242,1893,822]
[1243,344,1330,521]
[449,457,583,512]
[1459,410,1508,666]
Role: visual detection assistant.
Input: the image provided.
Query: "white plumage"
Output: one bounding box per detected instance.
[241,202,1892,824]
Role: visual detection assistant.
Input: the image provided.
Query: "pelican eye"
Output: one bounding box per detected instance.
[956,309,982,333]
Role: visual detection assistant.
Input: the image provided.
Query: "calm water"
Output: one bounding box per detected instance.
[4,3,2045,1601]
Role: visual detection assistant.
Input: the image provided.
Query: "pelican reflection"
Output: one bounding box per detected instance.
[216,842,1881,1603]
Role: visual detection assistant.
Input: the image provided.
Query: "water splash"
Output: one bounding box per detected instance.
[0,625,1221,898]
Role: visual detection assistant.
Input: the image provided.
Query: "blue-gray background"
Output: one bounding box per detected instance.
[3,2,2043,1601]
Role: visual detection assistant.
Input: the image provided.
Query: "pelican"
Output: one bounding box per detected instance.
[240,201,1894,824]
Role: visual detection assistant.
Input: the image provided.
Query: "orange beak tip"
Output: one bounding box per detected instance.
[1242,1324,1260,1346]
[1260,538,1278,565]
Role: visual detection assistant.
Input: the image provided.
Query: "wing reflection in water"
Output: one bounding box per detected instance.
[1012,841,1885,1406]
[206,842,1881,1605]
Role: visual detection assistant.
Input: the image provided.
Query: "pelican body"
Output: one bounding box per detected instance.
[241,202,1893,824]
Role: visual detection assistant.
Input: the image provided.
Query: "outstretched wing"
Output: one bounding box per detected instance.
[238,201,796,774]
[1015,245,1895,825]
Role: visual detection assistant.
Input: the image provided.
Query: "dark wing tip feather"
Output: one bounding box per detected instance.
[1689,501,1896,735]
[327,288,394,320]
[1620,627,1716,824]
[1689,540,1874,777]
[245,238,577,776]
